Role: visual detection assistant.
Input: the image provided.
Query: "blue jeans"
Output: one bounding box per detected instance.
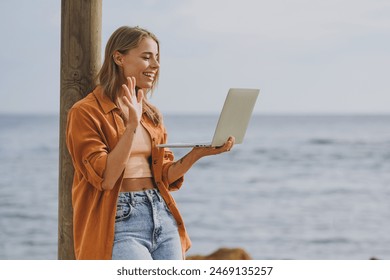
[112,189,182,260]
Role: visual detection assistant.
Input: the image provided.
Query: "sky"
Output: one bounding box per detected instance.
[0,0,389,115]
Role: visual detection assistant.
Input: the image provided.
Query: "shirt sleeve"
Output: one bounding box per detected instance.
[160,126,184,191]
[161,150,184,191]
[66,107,108,191]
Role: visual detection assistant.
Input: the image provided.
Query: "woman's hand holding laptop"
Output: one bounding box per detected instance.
[193,136,235,155]
[166,136,235,184]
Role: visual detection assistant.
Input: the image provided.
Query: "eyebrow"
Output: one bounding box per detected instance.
[141,51,159,57]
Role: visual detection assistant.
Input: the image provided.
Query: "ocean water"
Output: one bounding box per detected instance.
[0,114,389,260]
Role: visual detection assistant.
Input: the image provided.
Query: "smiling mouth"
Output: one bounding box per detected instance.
[143,72,155,79]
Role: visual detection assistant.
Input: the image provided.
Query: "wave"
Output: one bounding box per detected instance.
[309,237,351,244]
[308,138,390,147]
[308,138,337,145]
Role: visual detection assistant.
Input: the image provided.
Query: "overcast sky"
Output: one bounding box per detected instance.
[0,0,389,115]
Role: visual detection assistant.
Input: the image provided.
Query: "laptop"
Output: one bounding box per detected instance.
[157,88,260,148]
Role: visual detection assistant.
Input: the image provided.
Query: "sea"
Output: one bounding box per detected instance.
[0,113,389,260]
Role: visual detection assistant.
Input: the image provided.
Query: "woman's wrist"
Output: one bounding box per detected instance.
[189,147,206,161]
[126,121,139,134]
[188,148,219,160]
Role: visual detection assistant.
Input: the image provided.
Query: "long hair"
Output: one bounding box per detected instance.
[97,26,161,125]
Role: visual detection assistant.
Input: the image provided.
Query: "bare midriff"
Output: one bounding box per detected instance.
[120,177,156,192]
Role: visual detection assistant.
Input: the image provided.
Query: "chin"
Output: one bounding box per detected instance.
[138,82,154,90]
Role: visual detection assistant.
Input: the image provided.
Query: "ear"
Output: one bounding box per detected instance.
[113,51,123,66]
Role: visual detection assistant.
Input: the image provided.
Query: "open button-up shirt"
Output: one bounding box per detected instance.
[66,86,191,259]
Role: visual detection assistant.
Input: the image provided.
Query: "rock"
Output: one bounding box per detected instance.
[186,247,252,260]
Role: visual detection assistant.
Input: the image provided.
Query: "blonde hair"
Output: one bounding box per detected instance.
[97,26,161,125]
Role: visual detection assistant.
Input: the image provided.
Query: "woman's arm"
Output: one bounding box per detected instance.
[101,77,143,190]
[101,125,137,190]
[167,136,235,184]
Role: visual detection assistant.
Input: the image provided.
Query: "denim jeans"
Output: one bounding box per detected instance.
[112,189,182,260]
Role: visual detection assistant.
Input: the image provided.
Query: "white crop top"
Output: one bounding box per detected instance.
[123,124,152,178]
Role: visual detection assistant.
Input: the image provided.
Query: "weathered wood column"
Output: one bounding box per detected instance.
[59,0,102,259]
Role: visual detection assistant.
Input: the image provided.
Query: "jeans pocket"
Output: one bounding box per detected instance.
[115,202,132,222]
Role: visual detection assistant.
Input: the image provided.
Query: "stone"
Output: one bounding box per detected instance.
[186,247,252,260]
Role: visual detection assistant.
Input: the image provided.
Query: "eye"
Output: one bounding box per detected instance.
[142,56,150,60]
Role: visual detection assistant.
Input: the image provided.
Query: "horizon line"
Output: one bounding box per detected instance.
[1,111,390,117]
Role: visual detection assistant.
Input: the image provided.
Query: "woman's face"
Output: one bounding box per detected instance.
[117,37,159,89]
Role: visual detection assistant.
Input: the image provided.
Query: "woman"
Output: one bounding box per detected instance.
[66,26,234,260]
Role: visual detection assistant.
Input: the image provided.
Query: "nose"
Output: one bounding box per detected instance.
[150,58,159,69]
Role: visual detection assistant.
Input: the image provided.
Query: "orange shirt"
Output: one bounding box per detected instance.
[66,86,191,259]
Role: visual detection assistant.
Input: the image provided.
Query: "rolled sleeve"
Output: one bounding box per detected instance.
[82,152,107,190]
[66,107,108,191]
[161,149,184,191]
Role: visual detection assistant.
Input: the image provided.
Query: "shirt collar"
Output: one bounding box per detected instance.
[93,86,117,114]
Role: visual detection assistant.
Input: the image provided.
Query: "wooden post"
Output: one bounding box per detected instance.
[59,0,102,259]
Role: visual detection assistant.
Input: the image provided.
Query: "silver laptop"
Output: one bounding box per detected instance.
[157,88,260,148]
